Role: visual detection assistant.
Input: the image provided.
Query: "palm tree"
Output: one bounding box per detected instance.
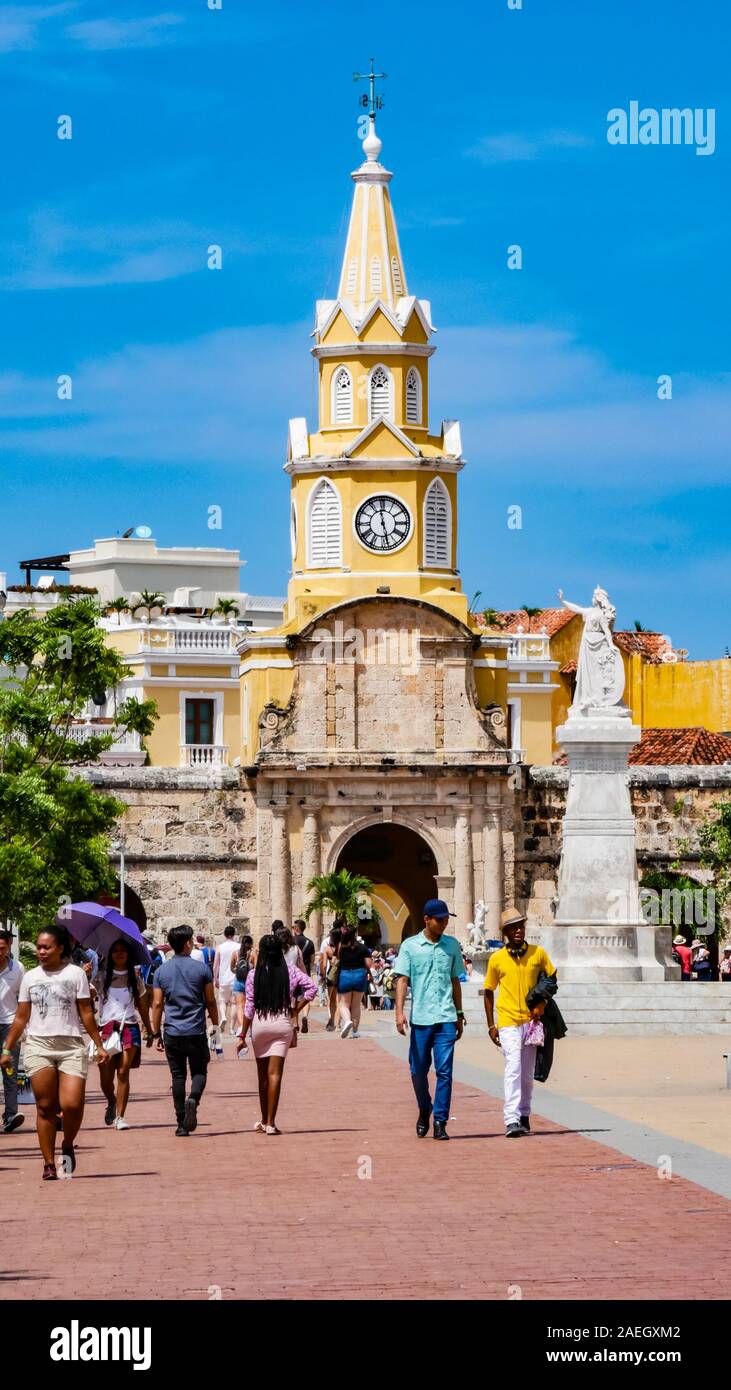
[210,596,240,621]
[481,607,504,628]
[521,605,544,632]
[633,620,646,632]
[303,869,374,928]
[104,596,130,624]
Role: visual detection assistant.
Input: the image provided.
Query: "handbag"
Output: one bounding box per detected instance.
[100,1026,123,1057]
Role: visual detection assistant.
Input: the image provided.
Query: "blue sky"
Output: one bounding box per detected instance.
[1,0,729,654]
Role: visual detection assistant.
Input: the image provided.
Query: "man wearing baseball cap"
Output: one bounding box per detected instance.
[393,899,465,1141]
[483,908,556,1137]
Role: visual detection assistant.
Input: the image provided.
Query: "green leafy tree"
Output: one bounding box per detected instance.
[521,606,544,631]
[681,800,731,940]
[303,869,374,928]
[0,597,158,936]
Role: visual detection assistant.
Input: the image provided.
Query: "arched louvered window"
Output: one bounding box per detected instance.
[331,366,353,425]
[423,477,451,568]
[406,367,421,425]
[346,257,357,295]
[369,257,382,294]
[391,257,404,295]
[368,364,392,421]
[307,479,342,568]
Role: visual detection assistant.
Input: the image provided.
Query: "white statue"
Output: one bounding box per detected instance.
[466,900,487,952]
[558,586,625,712]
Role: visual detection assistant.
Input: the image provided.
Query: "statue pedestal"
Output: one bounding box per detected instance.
[551,708,678,982]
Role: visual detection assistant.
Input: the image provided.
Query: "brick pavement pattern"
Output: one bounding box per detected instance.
[1,1019,729,1301]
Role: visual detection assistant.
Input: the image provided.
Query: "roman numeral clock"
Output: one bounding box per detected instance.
[354,494,412,553]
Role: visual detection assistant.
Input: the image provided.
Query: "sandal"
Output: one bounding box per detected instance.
[42,1163,58,1181]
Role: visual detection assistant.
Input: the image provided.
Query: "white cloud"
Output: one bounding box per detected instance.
[0,209,255,290]
[467,130,592,164]
[0,2,77,52]
[0,320,729,495]
[65,13,184,50]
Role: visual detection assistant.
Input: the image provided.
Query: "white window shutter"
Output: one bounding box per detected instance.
[369,257,382,294]
[346,257,358,295]
[391,257,403,295]
[406,367,421,424]
[309,480,342,567]
[424,479,451,567]
[332,367,352,424]
[369,365,391,420]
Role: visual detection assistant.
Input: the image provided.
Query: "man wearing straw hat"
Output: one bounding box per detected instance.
[483,908,556,1138]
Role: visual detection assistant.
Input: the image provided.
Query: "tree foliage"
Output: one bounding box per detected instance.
[303,869,374,928]
[0,597,157,934]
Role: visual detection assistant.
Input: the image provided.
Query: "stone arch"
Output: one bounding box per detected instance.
[326,811,450,879]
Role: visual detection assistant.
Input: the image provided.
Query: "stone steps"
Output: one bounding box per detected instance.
[459,980,731,1035]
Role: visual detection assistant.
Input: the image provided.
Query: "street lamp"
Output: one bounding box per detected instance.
[110,839,126,915]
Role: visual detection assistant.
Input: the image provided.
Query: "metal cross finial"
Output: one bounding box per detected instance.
[353,57,387,120]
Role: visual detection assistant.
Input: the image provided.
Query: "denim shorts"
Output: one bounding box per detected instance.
[337,968,367,995]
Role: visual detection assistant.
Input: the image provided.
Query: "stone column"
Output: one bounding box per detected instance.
[270,805,292,926]
[301,808,321,936]
[453,809,474,942]
[482,789,504,940]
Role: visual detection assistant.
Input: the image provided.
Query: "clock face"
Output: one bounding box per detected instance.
[354,495,411,553]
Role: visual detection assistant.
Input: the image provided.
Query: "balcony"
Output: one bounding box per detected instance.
[506,632,551,662]
[181,744,230,768]
[134,625,237,656]
[65,721,145,767]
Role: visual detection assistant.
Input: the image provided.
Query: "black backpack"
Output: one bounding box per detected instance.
[235,951,251,985]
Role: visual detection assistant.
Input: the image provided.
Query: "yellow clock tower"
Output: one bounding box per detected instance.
[286,97,468,629]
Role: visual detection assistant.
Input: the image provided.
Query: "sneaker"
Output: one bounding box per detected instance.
[520,1115,531,1134]
[104,1100,116,1127]
[42,1162,58,1181]
[60,1142,76,1173]
[114,1116,130,1130]
[340,1021,353,1039]
[300,1018,309,1034]
[2,1114,24,1134]
[506,1123,524,1138]
[175,1124,188,1137]
[184,1097,198,1133]
[351,1030,360,1038]
[325,1020,336,1032]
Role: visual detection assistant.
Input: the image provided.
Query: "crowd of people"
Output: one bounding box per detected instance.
[2,904,730,1178]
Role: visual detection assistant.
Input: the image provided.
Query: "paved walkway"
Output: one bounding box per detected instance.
[2,1014,730,1301]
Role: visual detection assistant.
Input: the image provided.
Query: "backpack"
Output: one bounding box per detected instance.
[382,968,397,998]
[235,951,251,985]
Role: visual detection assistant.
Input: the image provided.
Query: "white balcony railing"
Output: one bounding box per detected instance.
[507,633,550,662]
[172,628,234,653]
[181,743,229,767]
[64,722,145,766]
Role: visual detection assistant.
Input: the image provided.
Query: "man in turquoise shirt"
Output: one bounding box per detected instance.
[393,899,465,1141]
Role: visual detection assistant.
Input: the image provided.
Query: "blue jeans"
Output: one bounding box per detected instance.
[408,1022,457,1123]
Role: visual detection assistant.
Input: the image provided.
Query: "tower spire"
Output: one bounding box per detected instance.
[353,58,387,163]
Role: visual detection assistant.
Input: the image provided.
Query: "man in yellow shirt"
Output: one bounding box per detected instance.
[483,908,556,1138]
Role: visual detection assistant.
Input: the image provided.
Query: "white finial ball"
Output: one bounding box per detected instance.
[362,117,382,163]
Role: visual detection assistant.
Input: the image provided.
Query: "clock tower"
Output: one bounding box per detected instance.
[285,78,468,628]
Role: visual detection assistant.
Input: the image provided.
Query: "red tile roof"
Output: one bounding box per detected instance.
[554,726,731,766]
[630,727,731,765]
[613,631,681,663]
[476,607,578,636]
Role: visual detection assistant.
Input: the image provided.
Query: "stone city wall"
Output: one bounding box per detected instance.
[519,765,731,926]
[83,768,258,941]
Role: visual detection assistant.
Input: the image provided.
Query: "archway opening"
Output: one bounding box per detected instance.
[336,822,438,946]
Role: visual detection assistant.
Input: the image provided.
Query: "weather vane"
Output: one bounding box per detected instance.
[353,57,387,119]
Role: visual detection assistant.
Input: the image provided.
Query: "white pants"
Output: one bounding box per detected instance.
[499,1023,536,1127]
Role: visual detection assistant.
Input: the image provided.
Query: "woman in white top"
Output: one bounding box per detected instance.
[0,923,107,1181]
[97,938,154,1130]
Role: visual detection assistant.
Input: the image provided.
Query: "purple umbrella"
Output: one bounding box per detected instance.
[55,902,152,970]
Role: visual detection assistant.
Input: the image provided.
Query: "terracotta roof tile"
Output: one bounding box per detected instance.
[630,727,731,765]
[613,631,679,663]
[480,607,577,636]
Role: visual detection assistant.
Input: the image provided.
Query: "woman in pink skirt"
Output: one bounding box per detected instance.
[236,934,316,1134]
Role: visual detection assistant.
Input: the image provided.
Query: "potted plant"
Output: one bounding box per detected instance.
[104,597,130,625]
[131,589,165,622]
[211,596,240,625]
